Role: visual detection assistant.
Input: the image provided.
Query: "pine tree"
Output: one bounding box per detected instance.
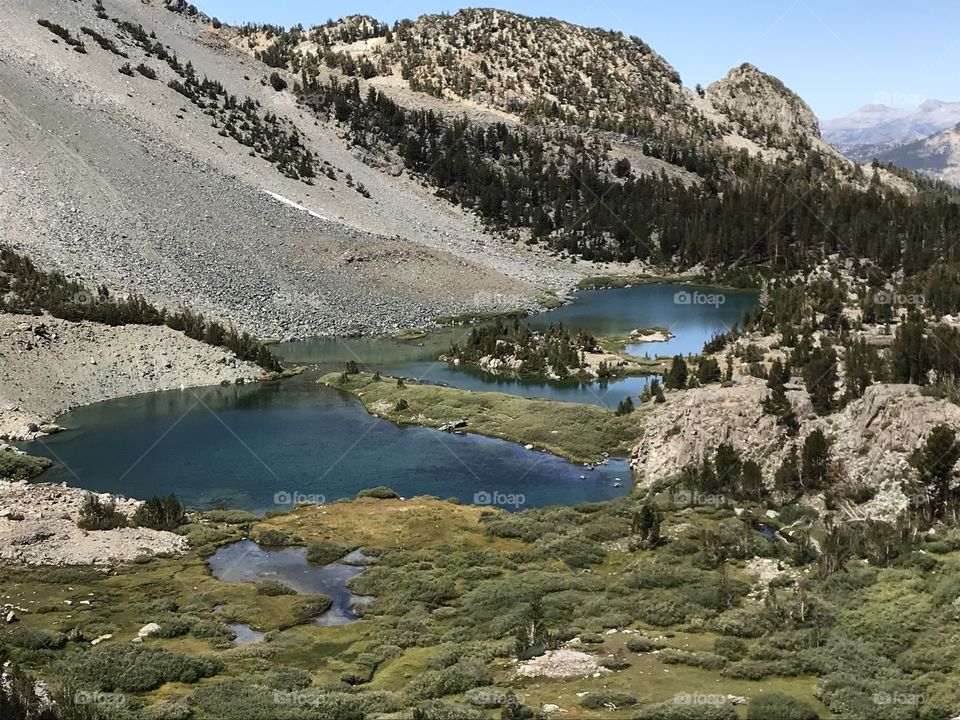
[774,445,802,498]
[891,312,931,385]
[804,346,838,416]
[715,443,742,490]
[912,424,960,518]
[763,359,798,434]
[739,459,766,502]
[664,355,688,389]
[801,429,830,490]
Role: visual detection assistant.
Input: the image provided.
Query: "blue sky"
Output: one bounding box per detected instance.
[195,0,960,119]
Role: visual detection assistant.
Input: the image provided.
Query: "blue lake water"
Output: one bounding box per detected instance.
[24,283,754,511]
[277,283,757,408]
[26,373,630,512]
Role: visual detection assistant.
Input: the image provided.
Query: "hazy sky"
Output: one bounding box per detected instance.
[195,0,960,119]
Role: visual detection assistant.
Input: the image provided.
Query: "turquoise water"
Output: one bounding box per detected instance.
[26,373,630,512]
[24,283,755,511]
[277,283,756,409]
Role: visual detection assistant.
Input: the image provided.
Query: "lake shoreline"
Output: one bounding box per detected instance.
[319,370,645,467]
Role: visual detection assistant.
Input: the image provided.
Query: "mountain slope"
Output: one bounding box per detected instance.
[0,0,581,338]
[2,0,953,341]
[866,123,960,185]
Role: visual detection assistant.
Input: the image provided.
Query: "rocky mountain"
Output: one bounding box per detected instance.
[862,122,960,186]
[822,99,960,146]
[1,1,950,340]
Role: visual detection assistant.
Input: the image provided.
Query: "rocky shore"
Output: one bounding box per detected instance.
[0,480,188,566]
[0,313,263,440]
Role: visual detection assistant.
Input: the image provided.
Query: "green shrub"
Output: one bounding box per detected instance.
[0,450,51,480]
[414,700,485,720]
[203,509,257,524]
[658,648,727,670]
[133,494,186,530]
[289,595,332,624]
[600,650,631,670]
[405,657,491,700]
[257,529,291,546]
[626,636,666,653]
[746,692,818,720]
[255,580,297,596]
[9,626,66,650]
[714,636,748,660]
[632,701,736,720]
[357,486,400,499]
[306,541,349,565]
[66,645,221,692]
[582,691,637,709]
[77,493,127,530]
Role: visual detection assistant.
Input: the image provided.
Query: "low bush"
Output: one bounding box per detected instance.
[0,450,51,480]
[306,541,349,565]
[77,493,127,530]
[67,645,222,692]
[746,692,818,720]
[658,648,727,670]
[357,486,400,499]
[626,636,666,653]
[632,701,736,720]
[9,626,67,650]
[256,529,292,546]
[255,580,297,596]
[133,494,186,531]
[582,690,637,709]
[714,636,748,660]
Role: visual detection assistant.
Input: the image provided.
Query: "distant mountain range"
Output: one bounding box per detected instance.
[823,100,960,184]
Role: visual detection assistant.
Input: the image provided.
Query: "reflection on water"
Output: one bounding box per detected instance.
[277,283,756,408]
[208,540,373,626]
[26,373,631,511]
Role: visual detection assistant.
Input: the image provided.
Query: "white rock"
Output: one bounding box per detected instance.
[137,622,161,638]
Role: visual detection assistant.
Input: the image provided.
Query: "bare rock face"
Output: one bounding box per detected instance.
[706,63,822,151]
[825,383,960,487]
[631,376,797,482]
[631,379,960,509]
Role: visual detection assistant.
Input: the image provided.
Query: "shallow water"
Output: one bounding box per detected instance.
[208,539,372,626]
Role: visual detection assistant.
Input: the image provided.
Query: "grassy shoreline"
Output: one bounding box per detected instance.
[319,371,645,464]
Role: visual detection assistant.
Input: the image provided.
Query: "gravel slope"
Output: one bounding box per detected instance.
[0,0,599,339]
[0,313,262,440]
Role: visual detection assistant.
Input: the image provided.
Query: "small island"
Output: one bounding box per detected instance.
[443,318,654,380]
